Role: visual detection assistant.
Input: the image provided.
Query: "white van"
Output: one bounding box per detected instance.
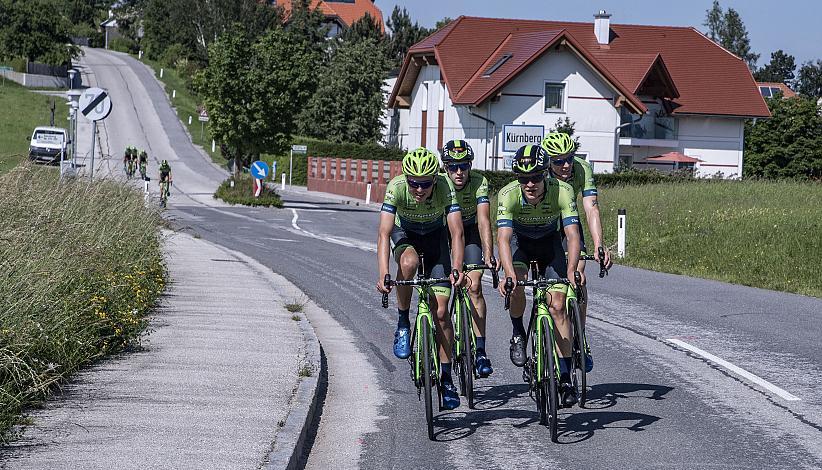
[29,126,68,164]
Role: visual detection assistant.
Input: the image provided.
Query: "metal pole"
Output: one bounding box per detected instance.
[617,208,626,258]
[289,150,293,187]
[89,120,97,182]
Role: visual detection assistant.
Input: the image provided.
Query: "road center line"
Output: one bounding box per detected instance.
[666,338,800,402]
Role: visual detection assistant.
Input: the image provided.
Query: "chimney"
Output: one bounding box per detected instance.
[594,10,611,45]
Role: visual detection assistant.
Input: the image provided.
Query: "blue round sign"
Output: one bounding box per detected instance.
[250,160,269,179]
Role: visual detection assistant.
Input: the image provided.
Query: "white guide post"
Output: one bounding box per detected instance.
[617,208,627,258]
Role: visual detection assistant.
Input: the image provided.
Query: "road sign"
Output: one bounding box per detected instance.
[250,160,269,179]
[79,87,112,121]
[502,124,544,152]
[198,108,209,122]
[291,144,307,154]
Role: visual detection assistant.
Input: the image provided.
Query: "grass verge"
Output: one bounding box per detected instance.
[0,81,69,174]
[214,176,283,207]
[0,164,166,441]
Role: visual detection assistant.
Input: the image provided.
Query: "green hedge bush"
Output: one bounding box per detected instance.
[214,176,283,207]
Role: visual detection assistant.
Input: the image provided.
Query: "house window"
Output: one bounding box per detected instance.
[483,54,512,77]
[759,86,772,98]
[544,83,565,112]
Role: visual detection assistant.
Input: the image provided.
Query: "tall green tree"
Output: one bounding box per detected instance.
[386,6,428,67]
[795,60,822,98]
[549,117,581,148]
[298,37,391,144]
[0,0,80,65]
[703,2,759,71]
[141,0,199,61]
[753,50,796,84]
[434,17,453,31]
[744,96,822,179]
[342,12,383,43]
[196,25,317,174]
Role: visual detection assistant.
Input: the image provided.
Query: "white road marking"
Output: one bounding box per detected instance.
[264,237,298,243]
[666,338,801,402]
[290,209,376,252]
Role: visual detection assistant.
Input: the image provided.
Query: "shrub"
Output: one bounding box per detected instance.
[109,37,139,54]
[161,44,185,68]
[594,168,696,187]
[214,176,283,207]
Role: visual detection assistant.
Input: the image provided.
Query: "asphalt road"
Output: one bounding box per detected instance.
[79,48,822,469]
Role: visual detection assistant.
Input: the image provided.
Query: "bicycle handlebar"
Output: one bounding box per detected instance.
[598,246,608,278]
[502,274,581,310]
[381,269,461,308]
[463,255,499,289]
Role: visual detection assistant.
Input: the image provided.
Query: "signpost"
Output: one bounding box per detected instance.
[290,144,307,187]
[197,107,209,140]
[501,124,544,153]
[79,87,113,182]
[250,160,269,198]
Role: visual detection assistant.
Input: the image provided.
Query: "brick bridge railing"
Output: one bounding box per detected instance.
[307,157,403,202]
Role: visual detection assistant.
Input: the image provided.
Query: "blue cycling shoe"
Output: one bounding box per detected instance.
[585,349,593,373]
[475,352,493,378]
[393,328,411,359]
[442,382,460,410]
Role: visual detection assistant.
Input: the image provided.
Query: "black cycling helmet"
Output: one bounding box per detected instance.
[441,139,475,163]
[511,144,548,175]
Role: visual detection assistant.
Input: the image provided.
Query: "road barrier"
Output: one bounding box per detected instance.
[307,157,402,203]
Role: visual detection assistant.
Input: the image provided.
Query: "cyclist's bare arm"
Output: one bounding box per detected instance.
[476,202,494,266]
[582,195,611,268]
[376,211,394,293]
[496,227,515,297]
[563,222,584,287]
[445,211,465,287]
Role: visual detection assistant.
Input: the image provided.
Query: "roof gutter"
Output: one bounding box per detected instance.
[468,106,499,171]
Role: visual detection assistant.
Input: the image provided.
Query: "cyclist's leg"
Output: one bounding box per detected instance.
[390,226,418,359]
[463,225,486,337]
[429,229,460,408]
[545,233,578,405]
[508,232,532,367]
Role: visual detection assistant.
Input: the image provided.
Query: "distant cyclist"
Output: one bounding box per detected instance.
[159,160,172,205]
[138,150,148,180]
[123,147,134,177]
[542,132,613,372]
[440,139,496,378]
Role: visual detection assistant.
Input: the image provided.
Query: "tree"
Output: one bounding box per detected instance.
[703,2,759,71]
[549,117,581,149]
[744,96,822,179]
[386,6,429,67]
[342,12,383,43]
[298,37,391,144]
[0,0,80,65]
[141,0,199,61]
[434,17,453,31]
[196,25,316,175]
[754,50,796,84]
[795,60,822,98]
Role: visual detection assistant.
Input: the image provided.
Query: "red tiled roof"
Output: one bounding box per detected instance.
[394,16,770,118]
[646,152,701,163]
[756,82,797,98]
[276,0,384,32]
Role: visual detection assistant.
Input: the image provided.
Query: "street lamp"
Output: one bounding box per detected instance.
[66,88,82,170]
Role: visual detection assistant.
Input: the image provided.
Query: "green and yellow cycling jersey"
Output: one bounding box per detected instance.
[381,174,461,234]
[496,177,579,239]
[446,170,489,226]
[551,157,598,198]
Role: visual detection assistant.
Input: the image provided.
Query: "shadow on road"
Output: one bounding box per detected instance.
[583,382,674,410]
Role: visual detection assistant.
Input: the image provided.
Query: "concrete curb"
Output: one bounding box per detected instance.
[195,235,323,469]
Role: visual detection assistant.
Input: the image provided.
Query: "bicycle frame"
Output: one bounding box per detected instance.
[411,284,439,386]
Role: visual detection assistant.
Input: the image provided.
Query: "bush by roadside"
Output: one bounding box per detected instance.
[0,165,166,441]
[214,176,283,207]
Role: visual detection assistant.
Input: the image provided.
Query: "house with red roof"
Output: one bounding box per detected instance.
[274,0,384,37]
[757,82,797,99]
[386,11,770,177]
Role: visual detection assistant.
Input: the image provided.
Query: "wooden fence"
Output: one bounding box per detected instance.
[307,157,403,203]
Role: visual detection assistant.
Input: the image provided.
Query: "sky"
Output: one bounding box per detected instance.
[375,0,820,68]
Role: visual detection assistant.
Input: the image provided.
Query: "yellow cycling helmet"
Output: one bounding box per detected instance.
[540,132,576,157]
[402,147,439,177]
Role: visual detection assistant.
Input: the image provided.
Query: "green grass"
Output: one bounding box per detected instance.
[597,180,822,297]
[0,165,166,441]
[213,176,283,207]
[0,81,69,174]
[139,58,220,163]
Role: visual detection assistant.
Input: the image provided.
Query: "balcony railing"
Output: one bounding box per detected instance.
[620,115,678,140]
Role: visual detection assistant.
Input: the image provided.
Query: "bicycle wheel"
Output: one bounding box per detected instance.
[421,319,435,441]
[460,292,475,409]
[532,318,548,425]
[451,296,465,396]
[569,298,587,407]
[542,316,559,442]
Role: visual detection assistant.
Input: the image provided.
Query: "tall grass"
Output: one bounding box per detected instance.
[0,165,166,441]
[597,180,822,297]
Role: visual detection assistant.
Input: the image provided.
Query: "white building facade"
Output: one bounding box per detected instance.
[387,14,769,178]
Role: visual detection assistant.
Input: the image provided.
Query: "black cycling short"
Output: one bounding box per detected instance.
[160,170,170,181]
[463,223,483,268]
[560,220,588,255]
[390,225,451,292]
[510,231,568,291]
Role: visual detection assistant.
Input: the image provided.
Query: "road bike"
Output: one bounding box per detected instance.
[159,179,170,208]
[504,264,578,442]
[139,160,147,180]
[382,254,457,441]
[451,257,498,409]
[125,159,135,178]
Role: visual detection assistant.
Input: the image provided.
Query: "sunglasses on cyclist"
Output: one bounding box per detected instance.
[406,178,434,189]
[517,174,544,184]
[446,162,471,173]
[550,154,575,166]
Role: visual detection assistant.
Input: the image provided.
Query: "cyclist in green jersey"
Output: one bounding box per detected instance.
[376,147,466,409]
[440,139,496,378]
[542,132,613,372]
[495,144,584,407]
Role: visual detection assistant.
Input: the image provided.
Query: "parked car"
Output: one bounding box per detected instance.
[29,126,68,164]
